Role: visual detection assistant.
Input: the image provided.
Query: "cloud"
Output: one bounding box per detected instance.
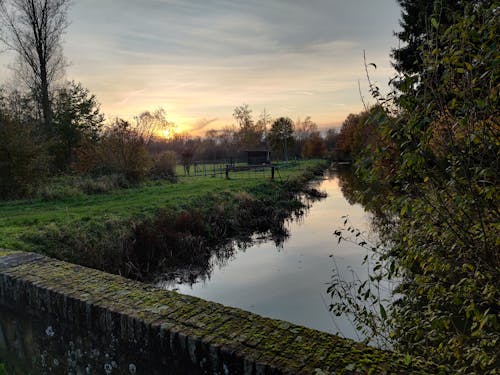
[189,117,219,132]
[0,0,402,131]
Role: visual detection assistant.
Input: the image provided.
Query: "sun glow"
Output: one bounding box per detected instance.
[154,121,178,139]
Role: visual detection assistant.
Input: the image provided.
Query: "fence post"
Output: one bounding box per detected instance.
[271,166,275,180]
[226,165,229,179]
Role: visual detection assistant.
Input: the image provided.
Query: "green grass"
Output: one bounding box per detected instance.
[0,160,324,250]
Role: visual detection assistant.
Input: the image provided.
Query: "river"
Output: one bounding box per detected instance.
[156,165,388,343]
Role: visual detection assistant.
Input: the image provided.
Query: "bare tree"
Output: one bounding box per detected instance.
[233,104,265,149]
[0,0,70,132]
[256,108,271,140]
[295,116,318,142]
[134,108,174,145]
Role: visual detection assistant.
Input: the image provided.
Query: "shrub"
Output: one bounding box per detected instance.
[332,3,500,373]
[0,115,49,199]
[35,174,130,200]
[150,150,177,180]
[73,119,152,182]
[24,217,132,273]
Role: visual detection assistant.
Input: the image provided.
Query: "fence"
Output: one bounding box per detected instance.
[178,160,301,180]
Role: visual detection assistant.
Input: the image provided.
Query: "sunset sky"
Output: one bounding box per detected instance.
[0,0,402,135]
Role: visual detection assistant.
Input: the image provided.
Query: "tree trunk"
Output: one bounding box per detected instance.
[39,53,52,134]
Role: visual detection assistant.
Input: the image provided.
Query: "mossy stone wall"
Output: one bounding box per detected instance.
[0,251,438,374]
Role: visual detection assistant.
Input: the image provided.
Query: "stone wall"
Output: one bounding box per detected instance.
[0,250,439,374]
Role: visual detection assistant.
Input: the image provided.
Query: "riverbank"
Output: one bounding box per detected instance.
[0,160,328,279]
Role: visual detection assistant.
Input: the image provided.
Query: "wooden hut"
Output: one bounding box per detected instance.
[245,149,271,165]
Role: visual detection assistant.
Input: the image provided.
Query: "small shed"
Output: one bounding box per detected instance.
[246,149,271,165]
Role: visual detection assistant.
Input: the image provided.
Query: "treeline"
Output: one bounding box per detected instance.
[0,0,343,201]
[331,1,499,373]
[0,80,345,201]
[0,84,180,199]
[149,106,342,169]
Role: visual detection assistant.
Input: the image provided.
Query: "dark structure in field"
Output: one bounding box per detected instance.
[246,149,271,165]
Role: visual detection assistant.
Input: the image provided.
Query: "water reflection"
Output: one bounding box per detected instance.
[156,165,383,341]
[153,186,324,288]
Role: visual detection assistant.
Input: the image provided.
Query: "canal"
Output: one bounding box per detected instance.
[156,165,390,343]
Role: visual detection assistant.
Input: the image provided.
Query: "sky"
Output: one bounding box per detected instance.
[0,0,402,135]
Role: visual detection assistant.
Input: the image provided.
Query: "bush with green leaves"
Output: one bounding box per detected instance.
[331,2,499,373]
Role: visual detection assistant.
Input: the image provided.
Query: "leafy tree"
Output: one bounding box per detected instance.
[392,0,467,76]
[333,2,499,373]
[302,133,327,159]
[324,128,338,152]
[0,86,39,125]
[217,125,238,160]
[150,150,176,180]
[0,0,71,132]
[51,81,104,169]
[293,116,319,157]
[295,116,318,143]
[268,117,294,162]
[334,109,378,161]
[256,108,271,135]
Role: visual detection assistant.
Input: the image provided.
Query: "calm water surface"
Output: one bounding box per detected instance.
[157,167,380,341]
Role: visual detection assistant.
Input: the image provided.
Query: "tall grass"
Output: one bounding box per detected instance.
[1,160,327,276]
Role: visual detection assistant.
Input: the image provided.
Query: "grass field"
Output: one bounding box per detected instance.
[0,160,324,250]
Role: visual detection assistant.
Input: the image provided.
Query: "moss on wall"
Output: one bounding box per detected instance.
[0,252,444,374]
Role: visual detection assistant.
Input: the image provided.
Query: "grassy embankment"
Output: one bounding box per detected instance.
[0,160,327,279]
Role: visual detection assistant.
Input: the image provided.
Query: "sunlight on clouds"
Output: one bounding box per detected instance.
[0,0,401,133]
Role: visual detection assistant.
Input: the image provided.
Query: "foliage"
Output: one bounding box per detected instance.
[301,133,327,158]
[324,128,338,153]
[35,174,130,200]
[392,0,466,76]
[387,4,499,372]
[0,114,49,199]
[150,150,177,180]
[333,107,382,161]
[331,2,499,373]
[0,86,39,125]
[74,119,152,182]
[51,81,105,170]
[293,116,319,157]
[180,138,197,175]
[268,117,294,161]
[329,219,394,349]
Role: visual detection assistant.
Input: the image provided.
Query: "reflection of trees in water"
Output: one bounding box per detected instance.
[155,186,324,289]
[329,165,399,348]
[336,165,395,239]
[155,227,291,289]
